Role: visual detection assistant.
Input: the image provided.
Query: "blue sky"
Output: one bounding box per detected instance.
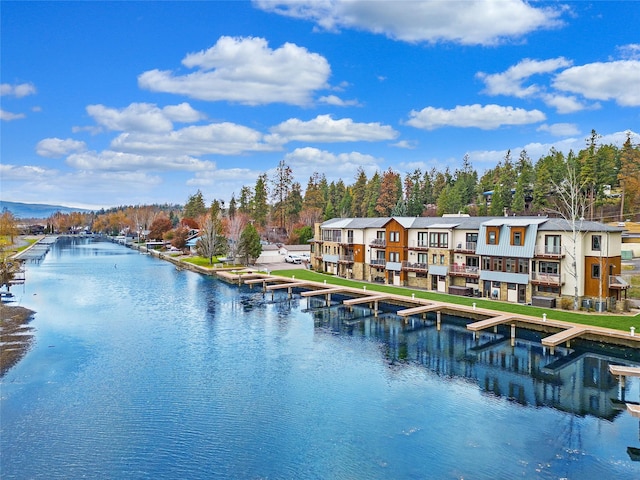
[2,1,639,210]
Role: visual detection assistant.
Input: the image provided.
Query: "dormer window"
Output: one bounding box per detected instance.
[510,226,526,246]
[513,232,521,246]
[486,227,499,245]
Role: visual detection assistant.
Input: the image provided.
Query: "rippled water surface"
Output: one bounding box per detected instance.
[2,237,640,479]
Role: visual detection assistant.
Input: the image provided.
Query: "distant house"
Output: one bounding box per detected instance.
[278,244,311,256]
[255,244,281,264]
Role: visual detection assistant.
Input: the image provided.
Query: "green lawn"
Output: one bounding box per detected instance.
[271,268,639,332]
[182,256,221,267]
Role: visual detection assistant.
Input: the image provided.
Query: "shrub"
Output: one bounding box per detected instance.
[560,297,574,310]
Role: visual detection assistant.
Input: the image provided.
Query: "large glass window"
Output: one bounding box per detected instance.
[417,232,428,247]
[539,262,559,274]
[466,256,479,268]
[429,232,448,248]
[389,231,399,242]
[482,257,491,270]
[592,235,601,251]
[493,258,503,271]
[545,235,561,254]
[518,258,529,274]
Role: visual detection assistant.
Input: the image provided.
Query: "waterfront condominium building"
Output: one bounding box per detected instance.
[311,215,629,310]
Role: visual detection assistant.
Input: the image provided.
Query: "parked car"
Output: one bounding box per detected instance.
[284,254,302,264]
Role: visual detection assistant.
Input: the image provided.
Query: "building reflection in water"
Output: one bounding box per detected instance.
[300,294,640,422]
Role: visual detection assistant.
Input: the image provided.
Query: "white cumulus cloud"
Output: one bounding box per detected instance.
[283,146,381,182]
[552,60,640,107]
[86,102,205,133]
[267,114,398,143]
[0,109,26,121]
[36,138,87,158]
[477,57,572,98]
[110,122,277,157]
[138,36,331,106]
[254,0,564,45]
[406,104,545,130]
[0,82,36,98]
[537,123,580,137]
[66,150,214,172]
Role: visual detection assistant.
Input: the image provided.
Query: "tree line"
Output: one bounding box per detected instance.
[8,129,636,257]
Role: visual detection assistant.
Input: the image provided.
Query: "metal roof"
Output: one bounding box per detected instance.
[319,216,623,235]
[476,222,539,258]
[537,218,625,232]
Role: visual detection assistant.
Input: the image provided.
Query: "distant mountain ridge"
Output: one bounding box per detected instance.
[0,201,91,219]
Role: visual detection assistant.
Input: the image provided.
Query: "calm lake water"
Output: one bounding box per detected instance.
[2,236,640,479]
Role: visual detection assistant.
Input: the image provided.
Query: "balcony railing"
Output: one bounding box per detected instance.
[407,240,429,250]
[338,255,354,263]
[402,261,428,271]
[340,236,355,245]
[454,241,477,253]
[534,245,565,257]
[449,265,479,276]
[530,272,562,285]
[609,275,630,289]
[370,258,386,267]
[369,238,386,248]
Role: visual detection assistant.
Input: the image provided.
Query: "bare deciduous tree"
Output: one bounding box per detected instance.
[547,156,589,310]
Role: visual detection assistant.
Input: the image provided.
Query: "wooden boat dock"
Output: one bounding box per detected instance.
[214,271,640,349]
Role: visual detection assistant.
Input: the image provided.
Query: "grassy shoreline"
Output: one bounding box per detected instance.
[266,268,640,332]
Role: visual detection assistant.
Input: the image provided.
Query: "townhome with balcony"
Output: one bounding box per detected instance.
[448,218,483,296]
[534,219,628,309]
[476,218,547,303]
[313,216,628,309]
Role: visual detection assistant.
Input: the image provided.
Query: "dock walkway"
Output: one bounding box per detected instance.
[213,271,640,349]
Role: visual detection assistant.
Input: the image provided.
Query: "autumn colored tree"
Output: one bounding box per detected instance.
[181,218,199,229]
[168,226,189,250]
[0,211,19,243]
[375,168,402,217]
[149,215,173,241]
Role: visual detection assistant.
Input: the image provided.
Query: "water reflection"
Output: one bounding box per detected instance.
[287,292,640,421]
